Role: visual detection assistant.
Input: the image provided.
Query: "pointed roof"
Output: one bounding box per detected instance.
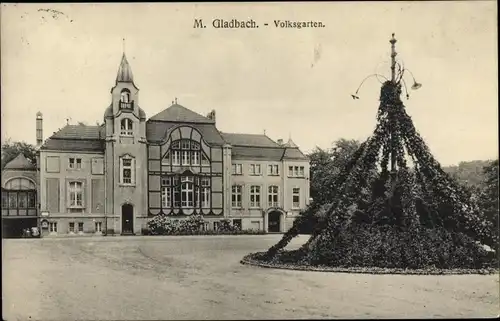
[4,153,36,170]
[116,53,134,83]
[283,138,298,148]
[149,104,215,124]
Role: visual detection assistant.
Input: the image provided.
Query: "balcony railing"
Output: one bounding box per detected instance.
[119,101,134,110]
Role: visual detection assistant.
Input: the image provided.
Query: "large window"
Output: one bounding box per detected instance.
[268,185,279,207]
[288,166,305,177]
[69,182,83,207]
[120,155,135,185]
[292,188,300,208]
[120,118,133,136]
[232,185,242,208]
[163,139,208,167]
[250,185,261,208]
[161,175,211,209]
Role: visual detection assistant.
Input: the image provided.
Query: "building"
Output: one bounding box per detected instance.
[35,53,310,236]
[1,153,39,237]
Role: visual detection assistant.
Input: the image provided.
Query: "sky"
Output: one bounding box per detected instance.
[1,2,497,166]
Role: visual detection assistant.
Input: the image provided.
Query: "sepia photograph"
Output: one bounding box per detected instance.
[1,2,498,320]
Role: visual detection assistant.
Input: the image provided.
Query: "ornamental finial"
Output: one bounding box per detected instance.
[390,33,398,83]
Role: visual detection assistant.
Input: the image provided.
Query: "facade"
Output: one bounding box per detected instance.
[1,154,39,237]
[35,53,310,236]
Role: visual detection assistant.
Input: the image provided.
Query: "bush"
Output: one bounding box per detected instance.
[263,224,497,270]
[147,214,265,236]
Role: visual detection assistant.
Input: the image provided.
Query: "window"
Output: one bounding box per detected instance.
[120,156,135,185]
[250,164,262,175]
[69,157,82,169]
[172,151,181,165]
[167,139,209,167]
[78,222,84,232]
[49,222,57,233]
[181,176,194,207]
[27,192,36,208]
[201,177,210,208]
[120,118,133,136]
[95,222,102,233]
[163,175,209,209]
[8,193,17,208]
[292,188,300,208]
[1,192,8,209]
[18,193,27,208]
[69,222,75,233]
[288,165,305,177]
[232,185,242,208]
[213,221,220,231]
[268,164,279,175]
[120,89,130,103]
[250,185,261,208]
[161,177,172,208]
[232,164,242,175]
[268,185,279,207]
[69,182,83,207]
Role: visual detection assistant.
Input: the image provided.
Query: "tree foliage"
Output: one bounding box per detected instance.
[1,139,37,170]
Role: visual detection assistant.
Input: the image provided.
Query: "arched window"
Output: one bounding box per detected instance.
[120,118,133,136]
[4,177,36,190]
[162,139,209,167]
[120,89,131,103]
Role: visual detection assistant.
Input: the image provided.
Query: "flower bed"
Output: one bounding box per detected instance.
[147,214,265,236]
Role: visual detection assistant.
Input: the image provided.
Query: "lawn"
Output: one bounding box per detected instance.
[2,235,498,320]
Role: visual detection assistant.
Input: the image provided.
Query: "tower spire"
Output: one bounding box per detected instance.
[116,39,134,83]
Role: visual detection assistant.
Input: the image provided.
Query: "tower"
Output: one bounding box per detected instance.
[103,51,148,235]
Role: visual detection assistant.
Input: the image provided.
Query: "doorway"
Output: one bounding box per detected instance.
[121,204,134,234]
[268,211,281,233]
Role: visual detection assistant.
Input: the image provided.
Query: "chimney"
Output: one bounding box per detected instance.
[36,111,43,147]
[277,138,283,145]
[207,109,216,123]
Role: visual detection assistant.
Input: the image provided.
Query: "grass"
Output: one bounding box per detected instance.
[2,235,499,320]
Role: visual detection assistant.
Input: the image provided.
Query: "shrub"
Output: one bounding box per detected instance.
[147,214,265,236]
[264,224,497,270]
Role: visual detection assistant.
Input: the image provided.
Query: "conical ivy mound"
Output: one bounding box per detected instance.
[250,81,497,270]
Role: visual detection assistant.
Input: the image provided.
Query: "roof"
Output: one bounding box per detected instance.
[231,146,285,161]
[146,121,226,145]
[221,133,280,147]
[149,104,215,123]
[116,53,134,83]
[282,147,308,160]
[40,124,105,152]
[3,154,36,170]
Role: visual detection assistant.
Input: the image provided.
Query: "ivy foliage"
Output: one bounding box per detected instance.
[258,81,498,270]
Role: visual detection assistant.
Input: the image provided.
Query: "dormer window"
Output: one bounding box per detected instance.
[120,118,133,136]
[119,89,133,110]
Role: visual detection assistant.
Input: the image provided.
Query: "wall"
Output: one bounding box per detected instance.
[39,150,106,232]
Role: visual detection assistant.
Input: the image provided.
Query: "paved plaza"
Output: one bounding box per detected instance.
[2,235,499,320]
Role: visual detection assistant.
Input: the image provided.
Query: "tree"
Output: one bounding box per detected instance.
[479,159,499,242]
[308,139,361,206]
[1,139,37,170]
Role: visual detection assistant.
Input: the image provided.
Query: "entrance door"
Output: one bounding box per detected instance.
[121,204,134,234]
[268,211,281,233]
